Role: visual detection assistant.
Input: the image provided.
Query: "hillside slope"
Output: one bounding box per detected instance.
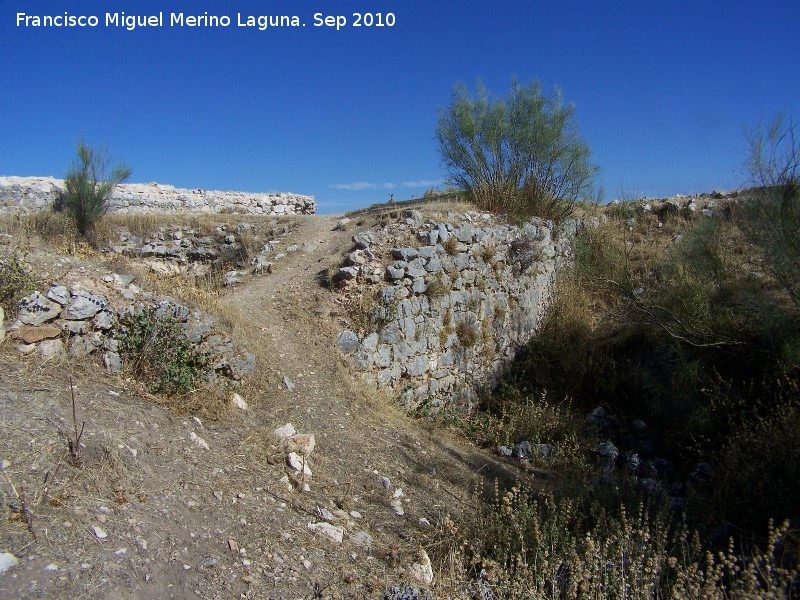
[0,211,533,599]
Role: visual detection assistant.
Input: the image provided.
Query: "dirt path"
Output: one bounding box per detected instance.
[214,213,532,595]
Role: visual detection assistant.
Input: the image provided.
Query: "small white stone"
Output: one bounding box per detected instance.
[93,526,108,539]
[287,452,312,476]
[231,393,248,410]
[307,522,344,543]
[273,423,296,439]
[409,550,434,585]
[390,499,405,516]
[188,432,210,451]
[44,563,58,572]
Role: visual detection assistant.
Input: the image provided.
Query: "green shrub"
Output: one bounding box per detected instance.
[743,114,800,308]
[0,249,36,317]
[61,140,132,236]
[118,306,208,395]
[435,79,597,220]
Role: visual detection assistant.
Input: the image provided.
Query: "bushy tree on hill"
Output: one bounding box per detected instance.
[60,139,131,235]
[435,79,598,220]
[744,114,800,310]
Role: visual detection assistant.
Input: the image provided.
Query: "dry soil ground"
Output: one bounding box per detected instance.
[0,212,532,599]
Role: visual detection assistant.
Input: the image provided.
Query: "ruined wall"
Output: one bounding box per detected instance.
[335,209,572,410]
[0,176,316,215]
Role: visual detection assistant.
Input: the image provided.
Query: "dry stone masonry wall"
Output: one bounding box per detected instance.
[335,209,573,410]
[0,176,315,215]
[2,266,254,391]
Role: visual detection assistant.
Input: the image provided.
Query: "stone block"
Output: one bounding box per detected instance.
[374,347,391,368]
[17,292,61,326]
[377,368,393,387]
[391,247,418,260]
[46,285,70,306]
[336,330,359,354]
[353,351,372,371]
[40,339,65,361]
[380,323,400,344]
[406,258,427,278]
[406,356,428,377]
[386,264,405,280]
[379,287,395,303]
[425,258,442,273]
[10,325,60,344]
[438,350,454,368]
[362,332,379,352]
[66,295,105,320]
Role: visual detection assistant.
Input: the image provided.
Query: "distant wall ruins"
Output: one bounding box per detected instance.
[0,176,316,216]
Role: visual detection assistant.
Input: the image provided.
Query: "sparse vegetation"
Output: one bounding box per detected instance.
[435,79,597,221]
[455,320,478,348]
[435,484,799,599]
[442,235,459,256]
[59,139,132,236]
[0,249,36,317]
[439,122,800,596]
[424,274,448,299]
[118,305,209,396]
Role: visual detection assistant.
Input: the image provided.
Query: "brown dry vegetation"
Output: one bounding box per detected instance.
[442,192,800,598]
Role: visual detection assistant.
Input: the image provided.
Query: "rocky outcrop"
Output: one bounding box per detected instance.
[0,176,315,215]
[335,209,573,411]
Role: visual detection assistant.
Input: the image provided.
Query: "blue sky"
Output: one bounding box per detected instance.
[2,1,799,214]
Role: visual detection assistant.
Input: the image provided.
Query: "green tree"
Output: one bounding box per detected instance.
[435,79,597,220]
[62,140,132,235]
[743,114,800,309]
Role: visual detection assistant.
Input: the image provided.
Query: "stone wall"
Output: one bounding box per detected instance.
[3,274,254,391]
[0,176,316,215]
[334,209,573,410]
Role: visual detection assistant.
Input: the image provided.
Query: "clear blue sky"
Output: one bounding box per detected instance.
[2,0,798,214]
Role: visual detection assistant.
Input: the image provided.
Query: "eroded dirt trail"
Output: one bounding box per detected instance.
[214,213,532,594]
[220,212,516,495]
